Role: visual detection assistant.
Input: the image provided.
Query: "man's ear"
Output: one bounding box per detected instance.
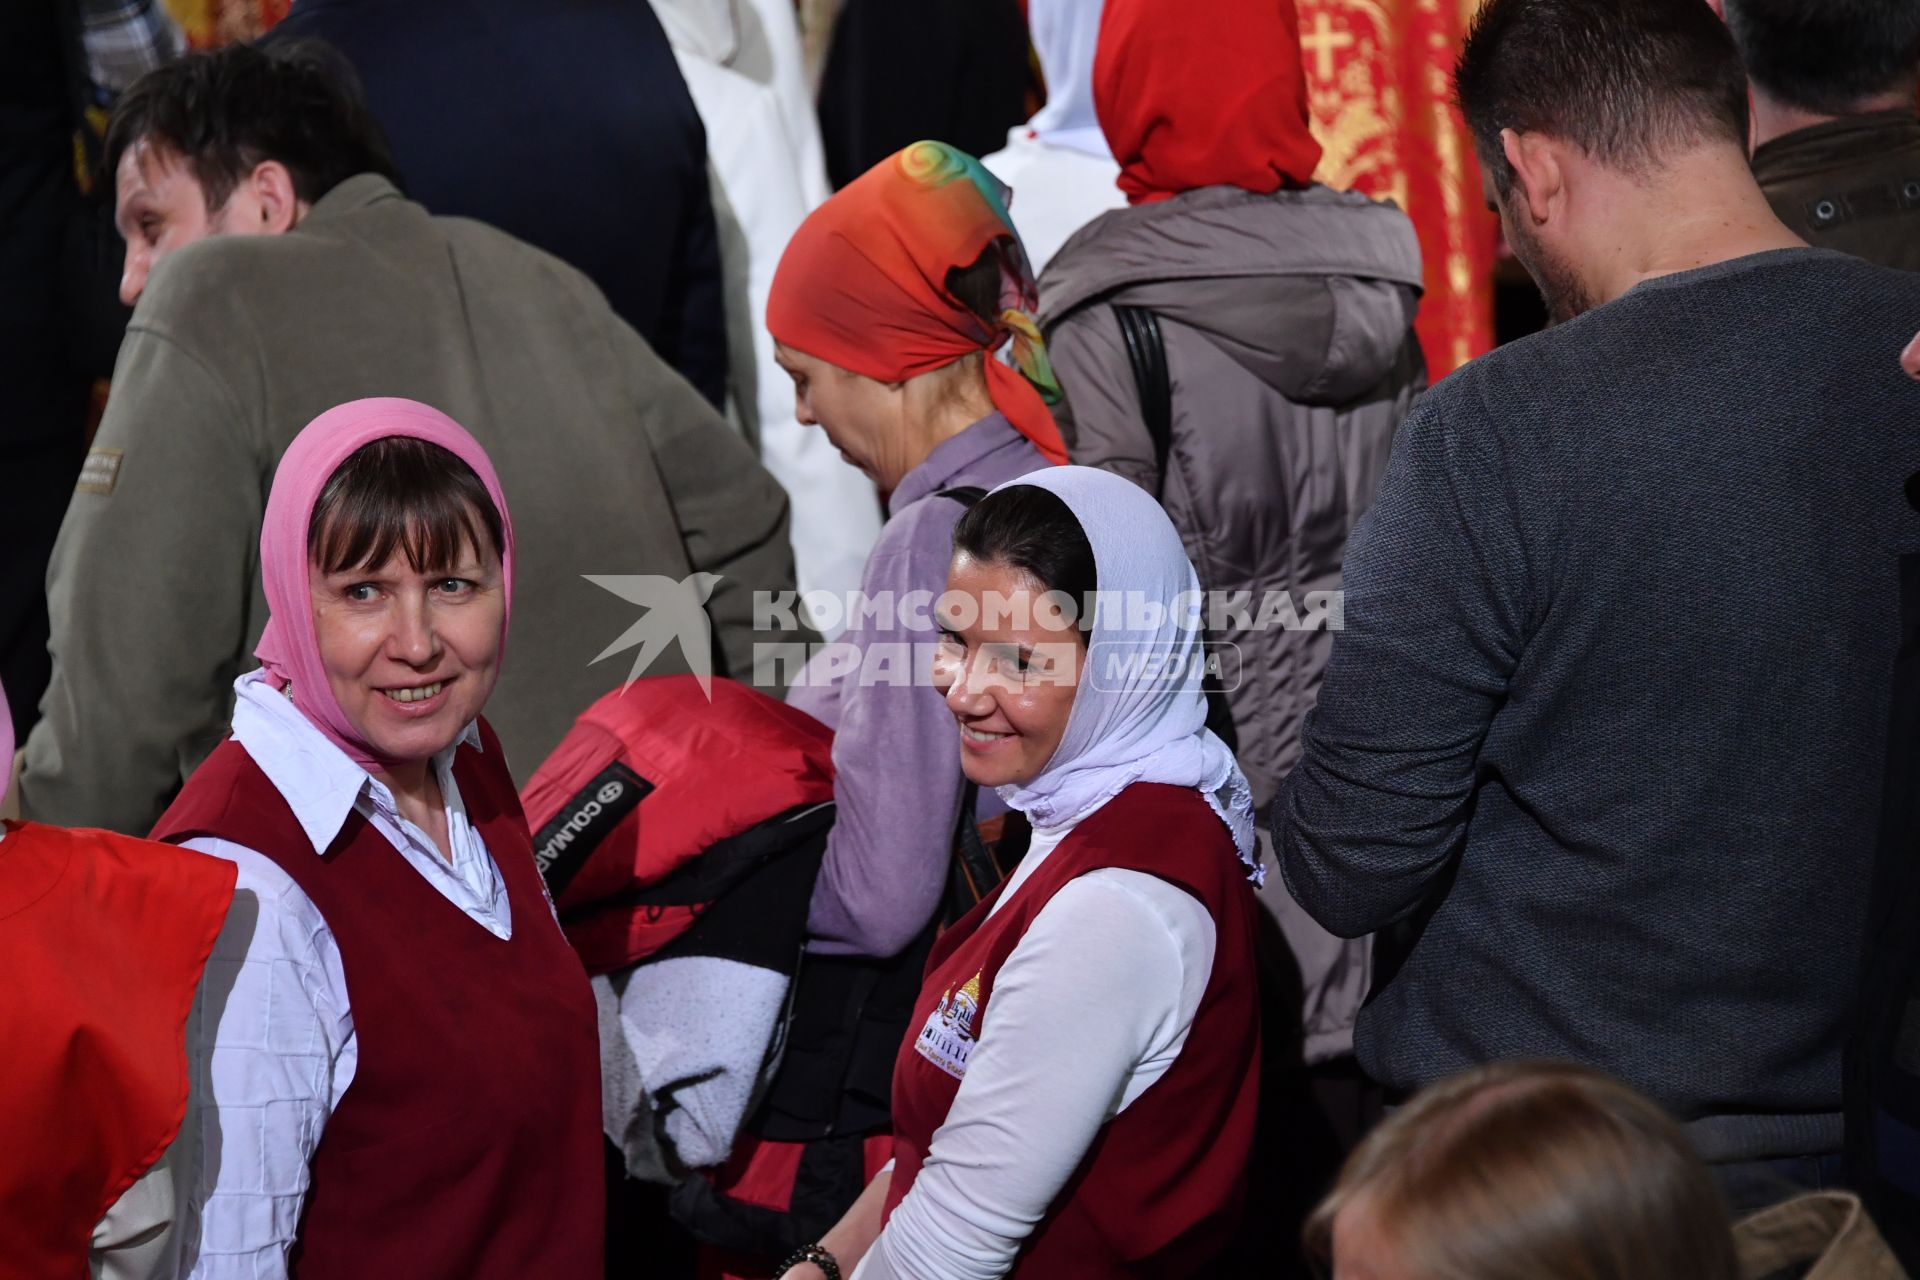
[1500,129,1563,226]
[247,160,304,233]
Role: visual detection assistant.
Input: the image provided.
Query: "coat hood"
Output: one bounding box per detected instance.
[1039,184,1423,406]
[1026,0,1110,158]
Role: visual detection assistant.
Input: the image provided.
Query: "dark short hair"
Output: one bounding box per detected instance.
[105,40,400,211]
[1455,0,1749,197]
[951,484,1098,634]
[309,437,504,577]
[1724,0,1920,115]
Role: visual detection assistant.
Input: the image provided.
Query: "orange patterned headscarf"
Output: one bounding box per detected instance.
[1094,0,1323,205]
[767,141,1068,465]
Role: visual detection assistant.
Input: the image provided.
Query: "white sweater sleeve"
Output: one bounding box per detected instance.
[172,838,355,1280]
[858,868,1215,1280]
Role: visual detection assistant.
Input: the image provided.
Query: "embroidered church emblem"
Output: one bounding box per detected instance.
[913,971,983,1080]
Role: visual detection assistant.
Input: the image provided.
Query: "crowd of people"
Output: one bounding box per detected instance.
[3,0,1920,1277]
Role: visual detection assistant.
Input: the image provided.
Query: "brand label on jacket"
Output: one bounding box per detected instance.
[76,448,124,496]
[532,761,653,896]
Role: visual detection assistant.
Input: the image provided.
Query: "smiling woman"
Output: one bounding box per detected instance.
[778,469,1265,1280]
[147,399,603,1278]
[307,435,508,798]
[933,484,1096,790]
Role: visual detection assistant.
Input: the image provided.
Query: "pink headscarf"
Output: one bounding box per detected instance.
[256,398,515,773]
[1,677,13,783]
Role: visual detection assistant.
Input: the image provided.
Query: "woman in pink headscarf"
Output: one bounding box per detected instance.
[150,399,603,1279]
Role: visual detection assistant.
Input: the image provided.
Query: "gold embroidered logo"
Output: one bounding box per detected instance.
[75,447,124,496]
[913,972,983,1080]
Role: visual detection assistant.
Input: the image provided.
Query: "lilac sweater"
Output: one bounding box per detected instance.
[789,415,1049,957]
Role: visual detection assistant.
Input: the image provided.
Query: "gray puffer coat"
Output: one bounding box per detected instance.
[1039,183,1423,1061]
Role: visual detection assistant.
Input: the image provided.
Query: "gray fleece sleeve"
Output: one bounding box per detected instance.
[22,328,259,834]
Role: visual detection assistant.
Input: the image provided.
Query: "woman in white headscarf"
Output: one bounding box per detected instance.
[774,467,1262,1280]
[980,0,1127,273]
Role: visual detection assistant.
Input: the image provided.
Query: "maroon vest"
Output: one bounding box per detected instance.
[153,723,604,1279]
[883,783,1261,1278]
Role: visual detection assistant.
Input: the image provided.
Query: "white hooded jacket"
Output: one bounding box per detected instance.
[651,0,882,622]
[980,0,1127,274]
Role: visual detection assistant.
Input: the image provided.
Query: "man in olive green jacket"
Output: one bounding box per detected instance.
[18,45,808,834]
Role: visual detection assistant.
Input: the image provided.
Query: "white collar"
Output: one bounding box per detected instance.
[229,669,483,856]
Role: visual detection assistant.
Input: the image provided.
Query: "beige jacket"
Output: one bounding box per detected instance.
[1737,1192,1909,1280]
[22,175,806,833]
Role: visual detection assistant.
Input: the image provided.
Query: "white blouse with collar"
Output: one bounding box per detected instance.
[170,670,508,1280]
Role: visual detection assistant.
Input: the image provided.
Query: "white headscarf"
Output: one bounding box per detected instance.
[990,467,1261,881]
[1027,0,1112,159]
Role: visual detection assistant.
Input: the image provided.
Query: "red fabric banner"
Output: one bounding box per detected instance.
[1298,0,1497,377]
[163,0,289,49]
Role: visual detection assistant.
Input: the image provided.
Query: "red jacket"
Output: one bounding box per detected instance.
[0,821,235,1279]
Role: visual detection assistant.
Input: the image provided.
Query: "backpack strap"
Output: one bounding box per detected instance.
[935,484,989,507]
[1113,305,1174,496]
[1110,304,1240,752]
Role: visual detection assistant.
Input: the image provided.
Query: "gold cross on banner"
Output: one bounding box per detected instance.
[1301,11,1357,81]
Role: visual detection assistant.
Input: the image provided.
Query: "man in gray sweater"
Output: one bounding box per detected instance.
[16,43,807,834]
[1276,0,1920,1178]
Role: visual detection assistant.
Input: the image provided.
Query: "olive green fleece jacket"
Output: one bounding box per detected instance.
[22,174,807,834]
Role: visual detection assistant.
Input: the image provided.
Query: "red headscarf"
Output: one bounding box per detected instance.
[1094,0,1323,205]
[767,141,1069,465]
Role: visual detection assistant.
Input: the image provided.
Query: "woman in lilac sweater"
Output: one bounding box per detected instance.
[768,141,1062,959]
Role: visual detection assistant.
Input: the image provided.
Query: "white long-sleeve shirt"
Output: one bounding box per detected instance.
[853,812,1217,1280]
[170,671,510,1279]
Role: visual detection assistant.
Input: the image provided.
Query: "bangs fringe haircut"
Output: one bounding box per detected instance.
[309,436,504,576]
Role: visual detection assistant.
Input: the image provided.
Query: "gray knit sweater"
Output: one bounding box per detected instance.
[1276,248,1920,1161]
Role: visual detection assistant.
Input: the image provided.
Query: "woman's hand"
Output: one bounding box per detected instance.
[774,1167,893,1278]
[821,1167,891,1268]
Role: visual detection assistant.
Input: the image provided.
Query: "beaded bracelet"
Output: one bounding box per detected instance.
[771,1243,843,1280]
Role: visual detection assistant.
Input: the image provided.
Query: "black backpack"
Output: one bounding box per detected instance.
[666,486,1030,1260]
